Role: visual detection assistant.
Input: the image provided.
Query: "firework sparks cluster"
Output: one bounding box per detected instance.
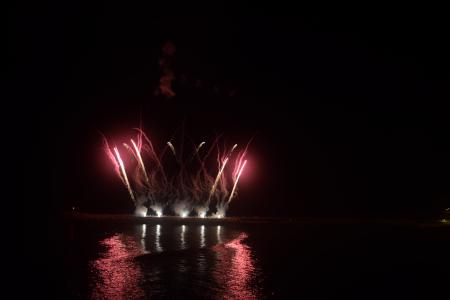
[103,128,250,218]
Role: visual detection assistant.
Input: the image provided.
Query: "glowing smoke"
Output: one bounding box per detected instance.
[149,204,163,217]
[155,41,239,99]
[157,41,176,98]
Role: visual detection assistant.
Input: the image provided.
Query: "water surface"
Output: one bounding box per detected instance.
[63,221,450,299]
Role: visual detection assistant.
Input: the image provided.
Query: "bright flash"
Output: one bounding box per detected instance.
[180,211,188,218]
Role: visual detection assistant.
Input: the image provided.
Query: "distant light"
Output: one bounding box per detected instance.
[156,210,162,217]
[181,211,188,218]
[446,208,450,211]
[136,210,146,217]
[72,206,75,211]
[199,212,206,218]
[441,219,447,223]
[135,205,148,217]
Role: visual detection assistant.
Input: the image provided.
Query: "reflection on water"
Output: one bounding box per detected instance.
[90,234,145,299]
[217,225,222,244]
[66,222,450,299]
[200,225,206,248]
[155,224,162,252]
[141,224,146,239]
[180,225,186,249]
[140,224,147,252]
[213,233,259,299]
[86,225,262,299]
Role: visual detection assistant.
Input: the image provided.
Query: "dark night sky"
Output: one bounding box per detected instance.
[10,4,450,220]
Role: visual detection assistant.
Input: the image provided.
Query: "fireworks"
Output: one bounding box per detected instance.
[227,160,247,204]
[103,129,251,218]
[167,141,176,157]
[130,139,149,185]
[113,147,135,202]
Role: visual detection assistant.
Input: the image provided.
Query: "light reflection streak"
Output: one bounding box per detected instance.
[140,224,147,252]
[217,225,222,244]
[197,251,207,274]
[200,225,205,248]
[141,224,147,239]
[180,225,186,249]
[155,224,162,252]
[179,226,188,273]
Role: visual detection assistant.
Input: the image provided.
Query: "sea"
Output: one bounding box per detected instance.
[62,220,449,299]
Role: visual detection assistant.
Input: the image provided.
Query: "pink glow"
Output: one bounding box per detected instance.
[213,233,258,299]
[224,233,257,299]
[91,235,144,299]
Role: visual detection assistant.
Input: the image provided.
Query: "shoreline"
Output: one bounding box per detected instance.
[63,212,449,228]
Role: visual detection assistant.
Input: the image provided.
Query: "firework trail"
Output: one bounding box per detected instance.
[196,141,206,153]
[185,141,206,164]
[209,143,237,197]
[167,141,176,157]
[194,135,222,179]
[113,147,135,202]
[230,143,237,154]
[103,137,122,180]
[133,128,168,183]
[104,136,136,202]
[227,160,247,204]
[207,156,230,205]
[131,139,150,185]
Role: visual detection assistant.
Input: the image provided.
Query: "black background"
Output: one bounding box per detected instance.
[8,2,450,297]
